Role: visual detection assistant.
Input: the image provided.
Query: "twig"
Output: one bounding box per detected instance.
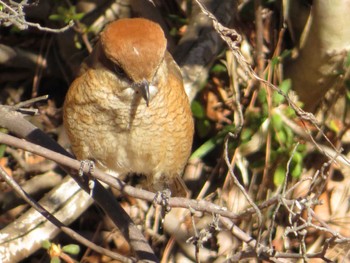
[0,0,74,33]
[13,95,50,109]
[0,165,133,262]
[2,95,50,116]
[226,51,244,134]
[268,143,300,249]
[224,133,263,251]
[26,20,74,33]
[254,0,265,78]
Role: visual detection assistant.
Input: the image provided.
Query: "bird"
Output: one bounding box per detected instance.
[63,18,194,196]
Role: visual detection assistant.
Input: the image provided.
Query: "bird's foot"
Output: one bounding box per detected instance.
[79,160,96,196]
[153,189,172,219]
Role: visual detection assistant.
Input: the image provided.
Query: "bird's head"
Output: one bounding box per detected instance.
[100,18,167,106]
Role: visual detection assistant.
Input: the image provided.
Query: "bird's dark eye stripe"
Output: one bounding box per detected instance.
[101,50,129,79]
[113,64,126,76]
[112,64,134,82]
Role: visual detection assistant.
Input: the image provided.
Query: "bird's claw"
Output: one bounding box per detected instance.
[153,189,172,219]
[79,160,96,196]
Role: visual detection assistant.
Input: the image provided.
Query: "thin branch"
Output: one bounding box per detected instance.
[224,133,263,251]
[0,0,74,33]
[0,165,133,263]
[24,20,74,33]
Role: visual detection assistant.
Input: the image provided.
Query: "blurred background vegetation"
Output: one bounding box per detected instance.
[1,0,350,262]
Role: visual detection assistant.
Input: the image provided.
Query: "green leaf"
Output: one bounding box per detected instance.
[50,256,61,263]
[169,27,178,37]
[273,79,291,105]
[276,130,287,144]
[279,49,292,60]
[284,125,294,145]
[271,113,283,130]
[291,163,302,178]
[0,144,6,158]
[296,143,306,152]
[284,106,296,118]
[257,88,267,105]
[74,34,82,49]
[329,120,340,133]
[280,79,292,93]
[211,63,227,73]
[190,137,218,159]
[346,51,350,67]
[72,12,85,21]
[42,240,51,249]
[167,14,188,24]
[197,119,211,138]
[270,56,279,68]
[290,146,305,178]
[191,124,237,159]
[0,128,7,158]
[191,100,205,119]
[49,6,84,23]
[62,244,80,255]
[240,128,252,142]
[49,14,64,21]
[274,166,286,186]
[292,151,303,164]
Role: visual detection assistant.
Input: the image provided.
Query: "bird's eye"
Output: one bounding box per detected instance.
[113,64,126,77]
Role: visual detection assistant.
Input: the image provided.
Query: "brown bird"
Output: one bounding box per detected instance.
[63,18,194,196]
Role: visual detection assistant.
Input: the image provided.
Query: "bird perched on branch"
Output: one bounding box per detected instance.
[63,18,194,196]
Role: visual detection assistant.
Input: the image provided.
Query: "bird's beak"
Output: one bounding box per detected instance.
[135,79,150,106]
[140,82,150,107]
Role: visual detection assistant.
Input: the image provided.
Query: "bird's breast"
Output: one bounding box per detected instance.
[64,65,193,180]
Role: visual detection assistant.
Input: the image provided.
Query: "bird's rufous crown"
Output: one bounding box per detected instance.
[100,18,167,83]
